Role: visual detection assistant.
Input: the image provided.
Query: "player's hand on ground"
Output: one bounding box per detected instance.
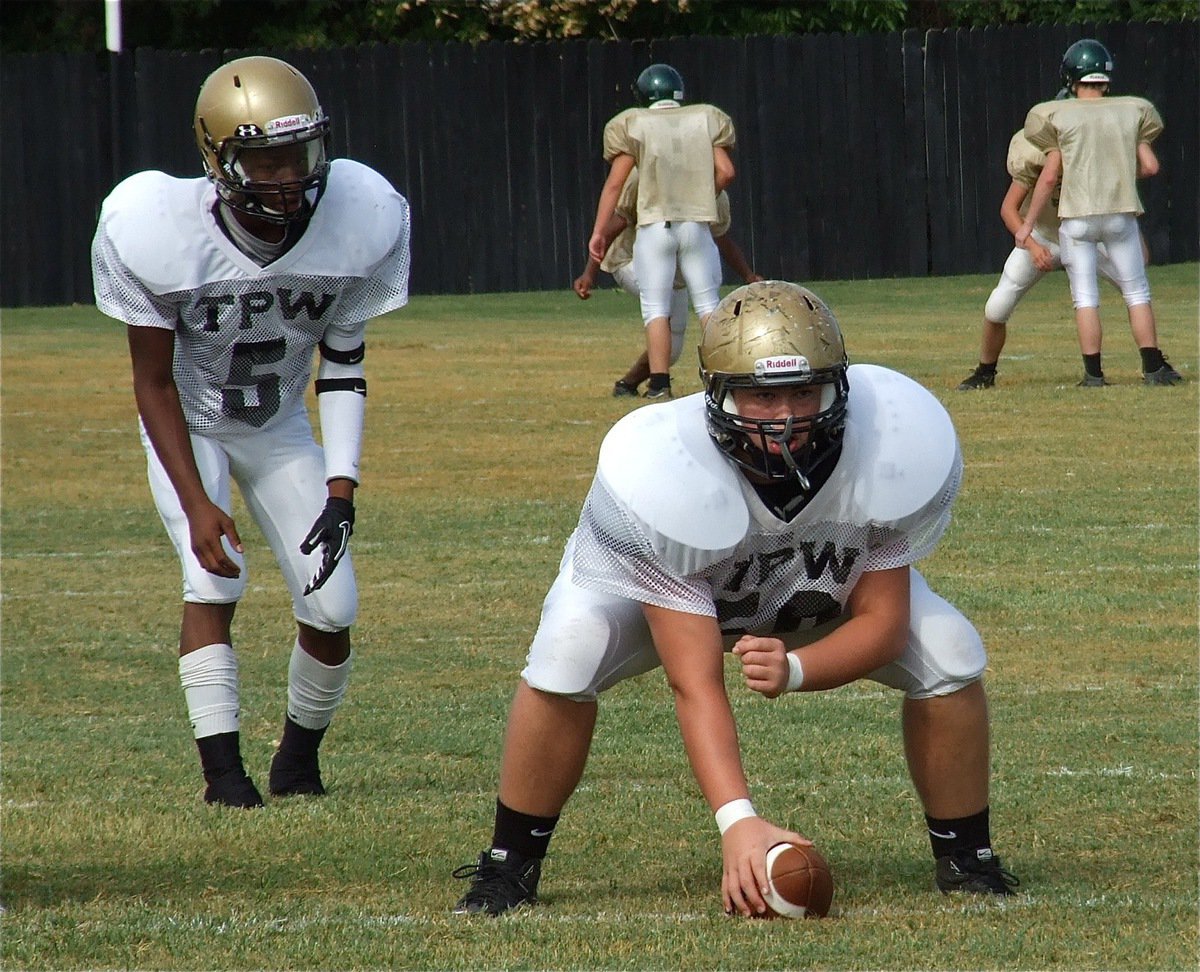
[300,497,355,594]
[733,635,790,699]
[573,272,594,299]
[188,502,243,578]
[721,816,810,917]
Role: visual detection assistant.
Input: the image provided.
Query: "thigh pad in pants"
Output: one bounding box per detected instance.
[521,537,661,700]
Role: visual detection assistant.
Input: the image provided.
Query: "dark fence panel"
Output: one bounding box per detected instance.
[2,21,1196,307]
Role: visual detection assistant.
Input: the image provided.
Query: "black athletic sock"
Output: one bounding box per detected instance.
[1082,353,1103,379]
[647,373,671,393]
[492,799,559,861]
[196,731,247,784]
[276,716,327,761]
[925,807,993,859]
[1140,347,1165,373]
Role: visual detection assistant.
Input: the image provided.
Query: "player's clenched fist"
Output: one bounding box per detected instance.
[733,635,791,699]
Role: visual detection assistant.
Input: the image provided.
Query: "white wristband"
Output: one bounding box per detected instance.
[785,652,805,693]
[715,798,757,835]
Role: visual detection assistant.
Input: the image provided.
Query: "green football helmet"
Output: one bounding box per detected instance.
[633,64,684,106]
[1060,39,1113,89]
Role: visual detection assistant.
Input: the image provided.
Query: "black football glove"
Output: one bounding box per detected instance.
[300,496,355,595]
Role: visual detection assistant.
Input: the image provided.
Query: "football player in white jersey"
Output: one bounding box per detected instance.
[957,126,1145,390]
[91,57,411,808]
[1016,40,1182,387]
[452,282,1018,917]
[588,64,737,401]
[573,168,761,397]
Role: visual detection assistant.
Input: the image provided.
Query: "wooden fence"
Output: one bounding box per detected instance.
[1,20,1195,306]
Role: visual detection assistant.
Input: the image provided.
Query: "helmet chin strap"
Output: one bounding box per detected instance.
[764,416,812,492]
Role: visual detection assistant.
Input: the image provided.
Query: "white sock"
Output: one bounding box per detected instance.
[179,643,240,738]
[287,640,352,730]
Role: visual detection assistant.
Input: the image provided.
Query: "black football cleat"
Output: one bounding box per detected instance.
[935,848,1019,896]
[1143,362,1184,385]
[268,749,326,797]
[452,848,541,916]
[956,367,996,391]
[203,767,264,808]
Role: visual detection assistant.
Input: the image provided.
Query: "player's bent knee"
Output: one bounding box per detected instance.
[916,608,985,679]
[296,593,357,632]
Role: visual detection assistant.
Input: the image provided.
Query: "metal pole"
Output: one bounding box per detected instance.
[105,0,123,53]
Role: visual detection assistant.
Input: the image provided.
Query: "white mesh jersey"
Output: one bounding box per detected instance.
[92,159,411,436]
[572,364,963,638]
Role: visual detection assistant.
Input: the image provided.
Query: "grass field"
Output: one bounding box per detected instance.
[2,265,1197,970]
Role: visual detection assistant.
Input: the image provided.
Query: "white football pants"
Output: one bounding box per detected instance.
[521,536,986,702]
[612,264,690,364]
[1058,213,1150,309]
[140,402,356,632]
[985,230,1120,323]
[632,220,722,324]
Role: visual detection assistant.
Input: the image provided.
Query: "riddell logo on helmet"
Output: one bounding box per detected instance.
[266,113,314,134]
[755,355,812,378]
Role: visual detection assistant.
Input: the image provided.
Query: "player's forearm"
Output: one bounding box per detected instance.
[999,183,1029,236]
[134,381,210,513]
[1021,154,1060,235]
[672,684,752,811]
[716,236,755,281]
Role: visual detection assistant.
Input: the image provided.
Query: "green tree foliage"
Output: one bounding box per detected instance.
[2,0,1195,52]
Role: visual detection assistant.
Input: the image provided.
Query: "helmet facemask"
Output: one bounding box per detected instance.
[705,368,848,491]
[194,57,332,226]
[200,116,329,224]
[699,281,849,496]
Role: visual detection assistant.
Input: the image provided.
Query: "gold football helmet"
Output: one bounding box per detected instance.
[194,56,330,223]
[698,280,849,488]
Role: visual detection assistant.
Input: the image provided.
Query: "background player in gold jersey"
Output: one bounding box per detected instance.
[1017,40,1182,387]
[957,126,1146,390]
[574,168,761,397]
[588,64,736,400]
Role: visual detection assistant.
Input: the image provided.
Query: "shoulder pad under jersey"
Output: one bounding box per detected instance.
[597,393,749,575]
[98,171,214,294]
[824,364,960,525]
[303,159,409,275]
[1023,100,1060,152]
[1006,130,1046,186]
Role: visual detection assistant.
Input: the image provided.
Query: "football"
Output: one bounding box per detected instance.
[761,841,834,918]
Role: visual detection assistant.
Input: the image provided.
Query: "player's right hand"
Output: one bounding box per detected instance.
[188,502,243,577]
[1030,242,1054,273]
[721,816,810,917]
[733,635,789,698]
[573,273,594,299]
